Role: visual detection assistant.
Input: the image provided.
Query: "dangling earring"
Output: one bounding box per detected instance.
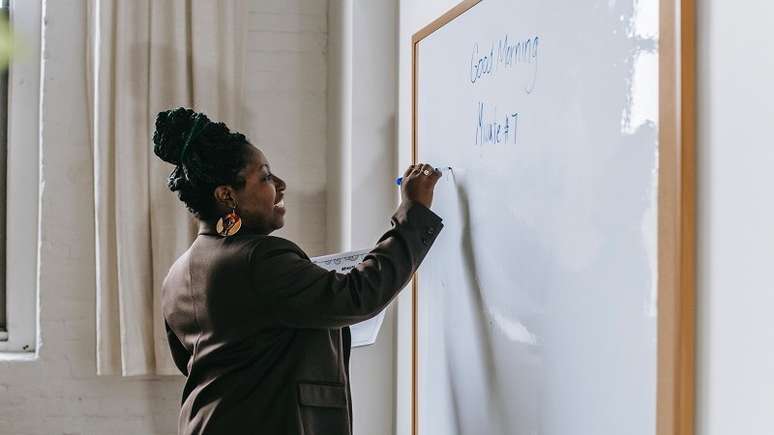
[216,199,242,237]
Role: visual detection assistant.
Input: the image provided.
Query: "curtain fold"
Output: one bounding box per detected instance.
[88,0,248,376]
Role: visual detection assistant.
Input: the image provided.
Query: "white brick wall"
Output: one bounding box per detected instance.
[244,0,329,256]
[0,1,329,434]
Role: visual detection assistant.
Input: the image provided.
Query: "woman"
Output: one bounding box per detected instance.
[154,108,443,435]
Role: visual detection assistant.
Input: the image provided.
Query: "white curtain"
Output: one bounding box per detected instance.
[87,0,248,376]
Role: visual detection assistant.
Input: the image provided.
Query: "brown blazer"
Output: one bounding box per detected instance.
[162,201,443,435]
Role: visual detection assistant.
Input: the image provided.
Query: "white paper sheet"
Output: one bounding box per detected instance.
[311,249,386,348]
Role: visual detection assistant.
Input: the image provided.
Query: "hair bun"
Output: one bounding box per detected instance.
[152,107,204,166]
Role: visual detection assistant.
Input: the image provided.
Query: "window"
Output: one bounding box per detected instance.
[0,0,40,353]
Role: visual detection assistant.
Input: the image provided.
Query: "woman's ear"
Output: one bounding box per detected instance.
[213,185,236,209]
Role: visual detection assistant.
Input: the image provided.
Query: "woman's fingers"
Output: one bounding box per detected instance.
[406,162,443,181]
[401,162,442,208]
[413,163,432,176]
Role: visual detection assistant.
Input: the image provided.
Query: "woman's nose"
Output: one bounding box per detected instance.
[274,175,287,191]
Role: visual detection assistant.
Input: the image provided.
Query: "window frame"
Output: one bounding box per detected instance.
[0,0,41,353]
[0,0,8,340]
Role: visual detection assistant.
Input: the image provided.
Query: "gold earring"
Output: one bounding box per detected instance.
[216,201,242,237]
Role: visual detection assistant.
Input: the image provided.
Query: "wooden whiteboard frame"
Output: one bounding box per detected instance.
[409,0,696,434]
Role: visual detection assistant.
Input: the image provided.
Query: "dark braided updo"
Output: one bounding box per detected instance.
[153,107,251,220]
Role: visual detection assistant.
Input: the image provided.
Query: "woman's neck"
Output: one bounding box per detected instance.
[197,219,219,235]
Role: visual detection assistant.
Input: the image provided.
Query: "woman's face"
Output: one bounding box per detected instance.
[230,146,287,235]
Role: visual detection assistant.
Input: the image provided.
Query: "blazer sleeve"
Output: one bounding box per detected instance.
[249,200,443,329]
[165,319,190,376]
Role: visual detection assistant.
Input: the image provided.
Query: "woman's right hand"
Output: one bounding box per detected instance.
[400,163,442,209]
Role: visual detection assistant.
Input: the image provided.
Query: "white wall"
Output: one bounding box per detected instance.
[349,2,400,435]
[327,1,401,434]
[246,0,329,257]
[695,1,774,434]
[0,1,331,434]
[327,0,352,252]
[0,0,404,433]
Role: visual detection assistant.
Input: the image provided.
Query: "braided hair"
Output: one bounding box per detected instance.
[152,107,250,220]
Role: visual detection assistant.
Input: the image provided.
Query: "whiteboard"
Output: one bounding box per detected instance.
[413,0,665,434]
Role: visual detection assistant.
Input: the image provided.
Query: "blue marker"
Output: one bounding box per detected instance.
[395,166,452,186]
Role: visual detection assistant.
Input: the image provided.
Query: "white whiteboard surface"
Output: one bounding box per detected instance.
[414,0,660,434]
